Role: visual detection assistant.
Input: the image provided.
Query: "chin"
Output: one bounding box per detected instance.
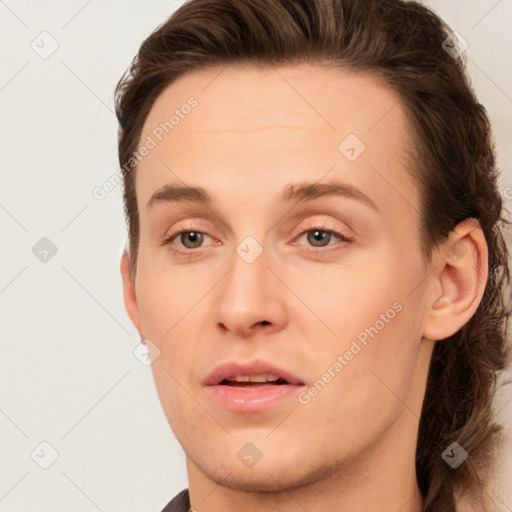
[196,456,340,494]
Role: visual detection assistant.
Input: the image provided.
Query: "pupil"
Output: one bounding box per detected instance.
[183,232,203,248]
[309,230,329,247]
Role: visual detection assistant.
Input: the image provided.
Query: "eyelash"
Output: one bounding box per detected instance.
[161,223,353,256]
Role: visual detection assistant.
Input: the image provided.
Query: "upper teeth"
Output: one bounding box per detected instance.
[227,373,280,383]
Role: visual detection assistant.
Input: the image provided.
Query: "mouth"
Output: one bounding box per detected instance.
[219,374,293,388]
[203,361,305,412]
[204,361,304,387]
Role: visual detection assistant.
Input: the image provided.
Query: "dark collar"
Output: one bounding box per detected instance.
[160,489,190,512]
[160,487,457,511]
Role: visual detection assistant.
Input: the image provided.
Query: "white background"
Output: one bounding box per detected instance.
[1,1,511,510]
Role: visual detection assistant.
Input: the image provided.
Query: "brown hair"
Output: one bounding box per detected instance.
[114,0,511,509]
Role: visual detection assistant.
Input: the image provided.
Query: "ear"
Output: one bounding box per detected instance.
[422,218,488,341]
[120,249,142,336]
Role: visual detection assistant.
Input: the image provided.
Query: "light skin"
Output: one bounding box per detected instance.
[120,64,488,512]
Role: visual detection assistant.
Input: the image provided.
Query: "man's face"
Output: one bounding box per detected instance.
[127,64,435,491]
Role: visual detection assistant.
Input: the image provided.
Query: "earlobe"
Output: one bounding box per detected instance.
[120,250,142,336]
[422,218,488,341]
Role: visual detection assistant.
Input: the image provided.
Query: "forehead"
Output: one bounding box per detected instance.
[135,64,419,227]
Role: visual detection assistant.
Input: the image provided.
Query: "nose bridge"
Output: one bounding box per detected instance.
[214,237,286,335]
[223,240,270,313]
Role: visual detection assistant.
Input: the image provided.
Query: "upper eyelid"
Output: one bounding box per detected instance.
[166,218,348,237]
[292,227,353,246]
[167,214,351,235]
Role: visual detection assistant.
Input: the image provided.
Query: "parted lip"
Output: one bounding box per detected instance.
[204,359,305,386]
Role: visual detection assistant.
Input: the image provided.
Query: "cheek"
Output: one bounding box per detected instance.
[290,249,424,407]
[134,249,199,338]
[286,247,414,341]
[296,304,422,446]
[134,256,206,381]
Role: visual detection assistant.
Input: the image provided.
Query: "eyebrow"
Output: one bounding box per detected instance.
[147,180,380,213]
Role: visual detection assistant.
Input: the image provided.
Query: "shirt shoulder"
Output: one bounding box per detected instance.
[160,489,190,512]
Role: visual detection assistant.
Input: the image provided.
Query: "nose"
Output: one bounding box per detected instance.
[214,246,288,338]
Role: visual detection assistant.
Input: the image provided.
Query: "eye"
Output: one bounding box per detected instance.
[161,223,353,256]
[294,225,353,250]
[161,230,213,254]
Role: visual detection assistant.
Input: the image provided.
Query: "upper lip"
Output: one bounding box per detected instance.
[204,360,305,386]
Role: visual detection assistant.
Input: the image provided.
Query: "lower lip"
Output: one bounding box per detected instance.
[204,383,303,412]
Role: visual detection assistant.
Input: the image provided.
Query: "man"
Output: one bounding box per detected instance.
[115,0,511,510]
